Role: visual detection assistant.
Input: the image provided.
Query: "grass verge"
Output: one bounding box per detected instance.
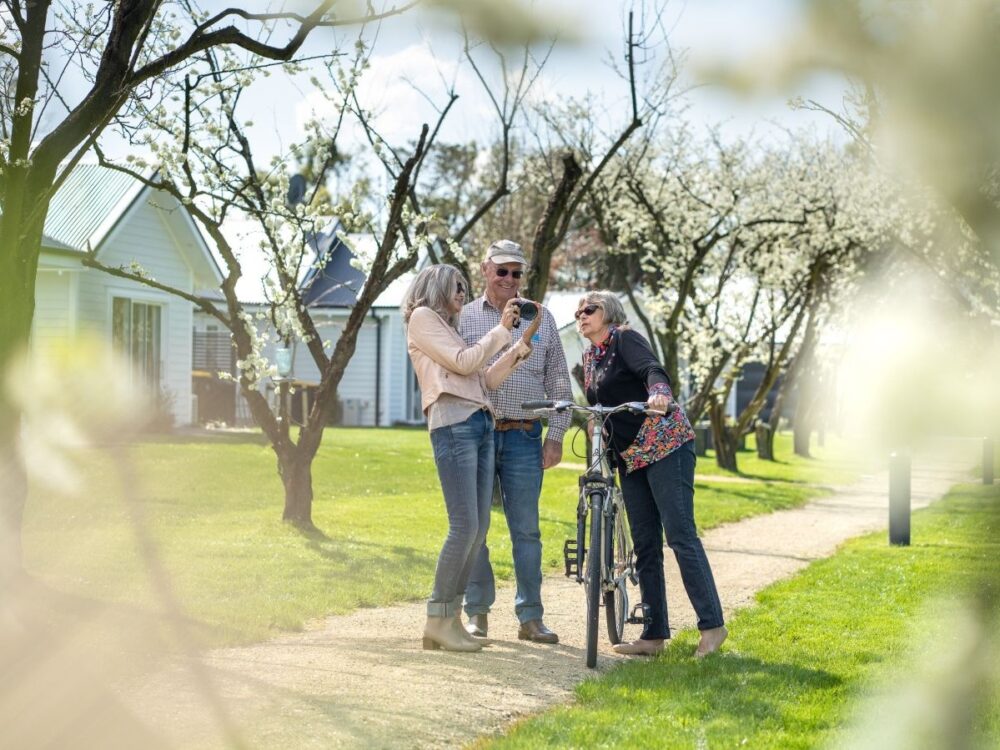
[23,429,849,646]
[477,482,1000,749]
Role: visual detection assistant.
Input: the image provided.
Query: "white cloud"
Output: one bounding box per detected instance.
[295,43,497,151]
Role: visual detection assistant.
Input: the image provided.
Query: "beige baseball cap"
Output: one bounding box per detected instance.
[485,239,527,265]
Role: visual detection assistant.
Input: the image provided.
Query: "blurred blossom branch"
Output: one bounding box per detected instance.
[703,0,1000,285]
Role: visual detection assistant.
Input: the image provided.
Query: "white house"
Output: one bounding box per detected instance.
[192,228,422,427]
[33,164,224,425]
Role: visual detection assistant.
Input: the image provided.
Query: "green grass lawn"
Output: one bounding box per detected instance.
[23,428,853,647]
[477,482,1000,749]
[698,431,865,485]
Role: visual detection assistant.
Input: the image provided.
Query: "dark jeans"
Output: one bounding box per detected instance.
[464,420,545,624]
[427,409,495,618]
[619,440,724,639]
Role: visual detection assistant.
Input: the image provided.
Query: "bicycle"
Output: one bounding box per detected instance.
[522,399,663,668]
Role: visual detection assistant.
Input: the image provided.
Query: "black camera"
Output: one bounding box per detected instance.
[516,300,538,324]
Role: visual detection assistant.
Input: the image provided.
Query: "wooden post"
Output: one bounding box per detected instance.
[889,451,911,546]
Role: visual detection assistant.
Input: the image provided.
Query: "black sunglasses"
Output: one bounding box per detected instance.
[495,268,523,279]
[456,282,466,295]
[574,304,601,320]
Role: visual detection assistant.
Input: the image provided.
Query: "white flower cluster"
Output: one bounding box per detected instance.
[598,130,902,402]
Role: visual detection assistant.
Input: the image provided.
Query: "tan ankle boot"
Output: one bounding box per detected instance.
[423,616,482,652]
[695,626,727,658]
[451,616,487,646]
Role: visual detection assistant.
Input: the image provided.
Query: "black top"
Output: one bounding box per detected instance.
[584,328,671,458]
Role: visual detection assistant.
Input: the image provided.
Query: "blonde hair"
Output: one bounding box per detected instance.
[575,290,628,334]
[401,264,469,329]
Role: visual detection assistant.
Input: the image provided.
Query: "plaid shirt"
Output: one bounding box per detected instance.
[460,296,573,442]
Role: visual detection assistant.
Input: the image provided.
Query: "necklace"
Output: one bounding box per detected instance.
[584,326,619,392]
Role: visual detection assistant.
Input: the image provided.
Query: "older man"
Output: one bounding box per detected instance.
[459,239,573,643]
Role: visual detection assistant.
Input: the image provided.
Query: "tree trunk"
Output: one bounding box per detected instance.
[1,204,45,579]
[793,374,818,458]
[708,400,739,472]
[525,152,583,303]
[793,423,811,458]
[278,451,315,529]
[755,422,775,461]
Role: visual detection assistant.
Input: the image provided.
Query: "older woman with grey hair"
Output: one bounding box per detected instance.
[402,264,542,652]
[576,290,727,658]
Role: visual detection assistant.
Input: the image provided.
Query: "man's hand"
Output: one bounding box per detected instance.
[542,438,563,469]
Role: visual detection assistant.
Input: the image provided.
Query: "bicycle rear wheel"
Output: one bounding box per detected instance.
[604,502,628,644]
[585,493,602,668]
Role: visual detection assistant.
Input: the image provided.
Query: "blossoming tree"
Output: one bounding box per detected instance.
[0,0,426,574]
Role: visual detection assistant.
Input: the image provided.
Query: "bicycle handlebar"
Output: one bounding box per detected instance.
[520,399,674,417]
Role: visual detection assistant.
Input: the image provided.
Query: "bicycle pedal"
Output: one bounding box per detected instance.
[563,539,580,578]
[626,603,653,626]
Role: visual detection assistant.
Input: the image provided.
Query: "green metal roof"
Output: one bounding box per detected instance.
[42,164,140,252]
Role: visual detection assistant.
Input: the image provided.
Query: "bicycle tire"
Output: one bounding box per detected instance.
[585,492,602,668]
[604,503,628,644]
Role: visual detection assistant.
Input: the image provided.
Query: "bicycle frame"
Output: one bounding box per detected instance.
[575,418,631,594]
[522,399,662,666]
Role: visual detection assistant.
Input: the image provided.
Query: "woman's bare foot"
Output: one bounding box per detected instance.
[695,626,727,658]
[612,638,664,656]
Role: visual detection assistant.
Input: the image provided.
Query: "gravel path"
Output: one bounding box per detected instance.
[119,444,977,749]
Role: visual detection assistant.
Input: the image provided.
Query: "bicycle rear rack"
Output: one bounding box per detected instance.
[563,539,584,579]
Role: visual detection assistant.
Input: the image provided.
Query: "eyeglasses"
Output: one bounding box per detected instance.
[574,304,601,320]
[456,283,466,295]
[494,267,523,279]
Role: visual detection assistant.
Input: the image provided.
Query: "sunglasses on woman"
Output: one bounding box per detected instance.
[574,304,601,320]
[456,282,465,295]
[494,268,523,279]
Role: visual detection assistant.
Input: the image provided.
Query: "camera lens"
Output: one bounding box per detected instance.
[517,301,538,322]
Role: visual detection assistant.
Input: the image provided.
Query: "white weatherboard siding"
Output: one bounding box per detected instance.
[73,196,196,425]
[35,165,221,428]
[32,269,75,354]
[194,308,413,427]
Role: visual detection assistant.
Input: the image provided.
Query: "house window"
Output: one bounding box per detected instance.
[112,297,162,388]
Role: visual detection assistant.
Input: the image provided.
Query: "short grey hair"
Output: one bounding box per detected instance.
[401,264,468,329]
[576,290,628,330]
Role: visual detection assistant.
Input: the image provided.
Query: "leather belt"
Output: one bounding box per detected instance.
[494,418,539,432]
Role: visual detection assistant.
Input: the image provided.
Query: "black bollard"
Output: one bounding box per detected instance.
[985,437,995,486]
[889,451,911,546]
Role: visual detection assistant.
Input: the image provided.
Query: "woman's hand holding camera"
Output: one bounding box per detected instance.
[520,302,542,346]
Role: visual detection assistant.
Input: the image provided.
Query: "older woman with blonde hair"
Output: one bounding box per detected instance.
[576,290,727,658]
[402,264,541,652]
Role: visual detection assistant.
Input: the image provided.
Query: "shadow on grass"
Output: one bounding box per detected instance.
[592,649,843,725]
[9,573,228,656]
[137,430,271,446]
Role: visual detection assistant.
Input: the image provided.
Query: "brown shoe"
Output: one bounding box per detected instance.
[517,619,559,644]
[612,638,664,656]
[465,613,488,638]
[695,626,727,658]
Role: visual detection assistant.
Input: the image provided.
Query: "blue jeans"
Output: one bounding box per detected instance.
[619,440,724,639]
[427,409,495,618]
[464,420,545,624]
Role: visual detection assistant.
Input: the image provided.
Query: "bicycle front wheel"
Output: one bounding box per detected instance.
[604,502,628,645]
[585,493,603,668]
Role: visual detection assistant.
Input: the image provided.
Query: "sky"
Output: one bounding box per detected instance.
[86,0,848,302]
[232,0,844,162]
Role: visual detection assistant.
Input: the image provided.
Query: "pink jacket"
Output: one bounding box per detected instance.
[407,306,531,416]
